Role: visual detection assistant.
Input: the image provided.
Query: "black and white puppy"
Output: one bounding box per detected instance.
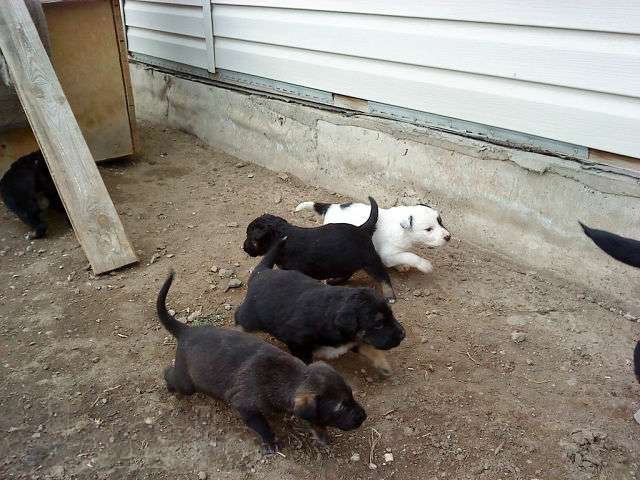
[236,239,406,376]
[243,196,396,302]
[296,200,450,274]
[158,271,366,452]
[579,221,640,383]
[0,150,65,239]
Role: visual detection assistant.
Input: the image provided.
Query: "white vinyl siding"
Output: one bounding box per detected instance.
[123,0,640,158]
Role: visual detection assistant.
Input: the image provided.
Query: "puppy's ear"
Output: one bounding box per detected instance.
[400,215,414,230]
[293,393,317,421]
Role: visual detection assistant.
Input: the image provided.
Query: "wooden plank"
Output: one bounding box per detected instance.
[0,0,137,274]
[213,0,640,35]
[42,0,134,161]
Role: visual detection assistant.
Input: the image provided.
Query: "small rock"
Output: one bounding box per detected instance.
[223,304,232,311]
[526,359,534,365]
[198,472,208,480]
[384,452,394,463]
[219,269,233,279]
[144,417,154,425]
[149,253,159,265]
[247,174,254,178]
[226,222,239,228]
[91,357,100,364]
[413,290,423,297]
[210,266,218,273]
[368,463,377,470]
[274,194,282,204]
[278,173,289,181]
[168,309,176,316]
[635,408,640,425]
[624,313,637,321]
[235,162,247,168]
[166,254,175,258]
[187,310,202,322]
[511,331,527,343]
[227,279,242,290]
[32,432,41,438]
[350,453,360,462]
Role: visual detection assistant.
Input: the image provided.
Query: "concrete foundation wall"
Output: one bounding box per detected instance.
[130,63,640,311]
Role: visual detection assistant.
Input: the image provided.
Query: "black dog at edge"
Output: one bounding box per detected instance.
[243,196,396,302]
[157,271,366,452]
[0,150,65,239]
[580,222,640,382]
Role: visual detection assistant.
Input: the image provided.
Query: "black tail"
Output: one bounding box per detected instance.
[252,237,287,277]
[579,222,640,268]
[634,341,640,383]
[157,271,186,338]
[313,202,331,215]
[360,196,379,237]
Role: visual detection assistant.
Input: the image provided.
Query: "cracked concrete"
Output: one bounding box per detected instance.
[130,64,640,311]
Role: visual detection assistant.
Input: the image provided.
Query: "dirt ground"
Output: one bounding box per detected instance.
[1,122,639,480]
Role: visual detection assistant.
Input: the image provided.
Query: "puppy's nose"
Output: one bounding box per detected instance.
[444,233,451,241]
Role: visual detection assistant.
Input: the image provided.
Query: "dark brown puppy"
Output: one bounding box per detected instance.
[243,196,396,302]
[236,238,405,375]
[157,271,366,452]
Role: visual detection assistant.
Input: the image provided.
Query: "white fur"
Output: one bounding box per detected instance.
[295,201,450,274]
[313,342,356,360]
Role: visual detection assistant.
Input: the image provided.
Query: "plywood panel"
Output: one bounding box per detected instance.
[43,0,134,161]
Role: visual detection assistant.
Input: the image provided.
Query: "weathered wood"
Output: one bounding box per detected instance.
[0,0,138,274]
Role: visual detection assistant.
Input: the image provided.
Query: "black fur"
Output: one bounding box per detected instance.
[579,221,640,384]
[243,196,396,301]
[236,239,405,371]
[157,271,366,452]
[340,202,353,209]
[579,222,640,269]
[0,150,65,238]
[312,202,331,215]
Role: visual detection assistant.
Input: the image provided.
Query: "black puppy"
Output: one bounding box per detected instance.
[157,271,366,452]
[243,196,396,302]
[236,239,405,376]
[579,221,640,383]
[0,150,65,239]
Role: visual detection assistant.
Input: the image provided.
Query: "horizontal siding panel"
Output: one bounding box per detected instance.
[214,38,640,157]
[213,0,640,34]
[125,0,205,38]
[213,5,640,97]
[127,27,209,69]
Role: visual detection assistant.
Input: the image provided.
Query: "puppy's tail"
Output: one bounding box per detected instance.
[359,196,379,237]
[157,270,186,338]
[634,341,640,384]
[579,222,640,269]
[295,201,331,216]
[254,236,287,274]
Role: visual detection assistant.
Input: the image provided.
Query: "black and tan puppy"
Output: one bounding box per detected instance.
[236,239,405,376]
[243,196,396,302]
[157,271,366,452]
[0,150,65,239]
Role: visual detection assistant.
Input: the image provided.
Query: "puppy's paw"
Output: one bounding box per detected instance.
[311,426,330,446]
[261,440,281,455]
[417,260,434,274]
[376,365,392,378]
